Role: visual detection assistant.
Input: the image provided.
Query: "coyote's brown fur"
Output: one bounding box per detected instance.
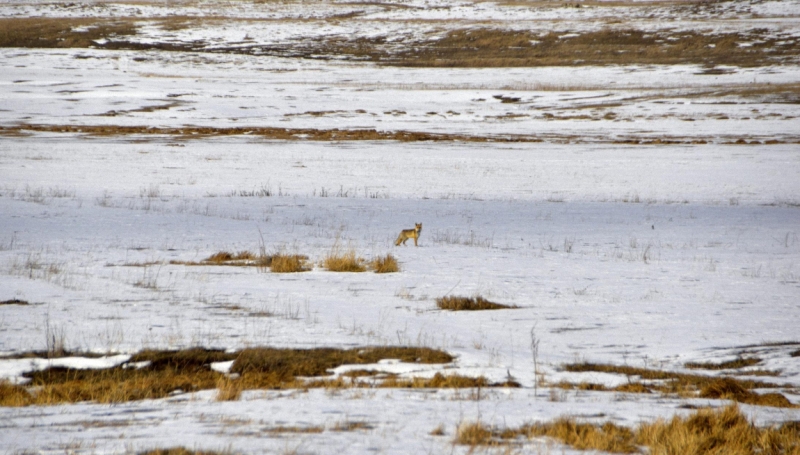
[395,223,422,247]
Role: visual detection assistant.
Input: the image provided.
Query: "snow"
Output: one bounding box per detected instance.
[1,0,800,453]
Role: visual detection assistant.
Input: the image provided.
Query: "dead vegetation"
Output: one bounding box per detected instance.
[556,362,795,408]
[455,405,800,454]
[0,299,29,305]
[388,28,800,68]
[436,295,515,311]
[0,346,465,406]
[0,124,541,143]
[0,18,136,49]
[685,357,761,370]
[269,253,310,273]
[170,251,273,268]
[3,17,797,68]
[370,254,399,273]
[322,248,367,272]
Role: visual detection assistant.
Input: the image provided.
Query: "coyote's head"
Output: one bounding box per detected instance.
[415,223,422,232]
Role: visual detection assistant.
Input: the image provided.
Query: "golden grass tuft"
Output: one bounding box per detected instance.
[269,253,310,273]
[215,376,242,402]
[370,254,399,273]
[523,418,638,453]
[636,404,800,455]
[436,295,514,311]
[455,405,800,454]
[456,421,497,446]
[0,381,32,407]
[322,249,366,272]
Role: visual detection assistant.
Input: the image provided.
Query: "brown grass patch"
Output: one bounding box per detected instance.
[560,362,794,408]
[1,124,542,143]
[269,253,310,273]
[0,299,29,305]
[322,248,366,272]
[1,346,457,406]
[685,357,761,370]
[456,405,800,454]
[231,346,453,378]
[0,18,137,49]
[436,295,514,311]
[370,254,399,273]
[381,373,490,389]
[390,28,800,68]
[172,251,272,268]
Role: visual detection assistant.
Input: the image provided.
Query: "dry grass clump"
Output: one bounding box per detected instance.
[214,376,242,402]
[370,254,399,273]
[636,404,800,455]
[0,299,29,305]
[456,405,800,454]
[699,377,793,408]
[0,382,31,407]
[560,362,794,408]
[685,357,761,370]
[323,249,366,272]
[436,295,514,311]
[269,253,310,273]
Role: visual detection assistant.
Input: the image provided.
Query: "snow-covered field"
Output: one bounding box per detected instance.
[1,0,800,453]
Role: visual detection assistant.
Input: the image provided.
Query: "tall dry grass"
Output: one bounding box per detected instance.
[455,405,800,454]
[269,253,310,273]
[370,254,399,273]
[323,248,366,272]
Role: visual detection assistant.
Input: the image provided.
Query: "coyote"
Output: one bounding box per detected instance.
[395,223,422,247]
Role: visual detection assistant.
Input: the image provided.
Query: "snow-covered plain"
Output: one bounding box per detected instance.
[1,0,800,453]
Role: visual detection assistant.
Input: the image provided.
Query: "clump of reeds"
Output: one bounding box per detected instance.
[435,295,514,311]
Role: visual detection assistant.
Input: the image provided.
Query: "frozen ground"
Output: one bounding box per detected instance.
[1,0,800,454]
